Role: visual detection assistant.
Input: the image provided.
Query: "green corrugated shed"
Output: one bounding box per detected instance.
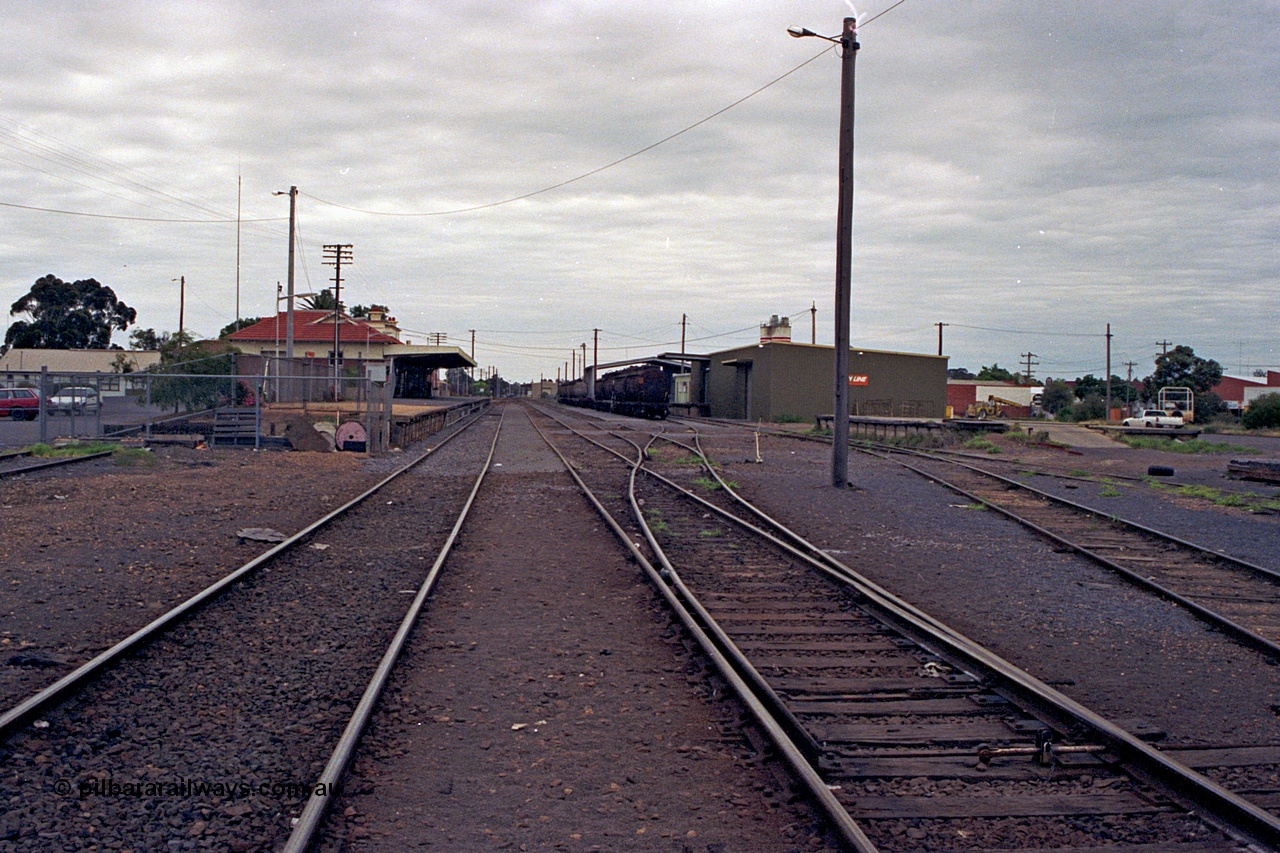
[707,342,947,422]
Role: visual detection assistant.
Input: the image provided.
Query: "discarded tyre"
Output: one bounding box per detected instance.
[1147,465,1175,477]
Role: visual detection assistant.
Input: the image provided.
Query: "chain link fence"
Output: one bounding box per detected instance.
[3,353,489,453]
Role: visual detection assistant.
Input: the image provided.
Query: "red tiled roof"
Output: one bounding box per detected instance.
[227,311,401,345]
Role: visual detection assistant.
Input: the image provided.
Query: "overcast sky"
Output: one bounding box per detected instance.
[1,0,1275,383]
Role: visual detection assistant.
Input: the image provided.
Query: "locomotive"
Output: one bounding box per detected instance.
[558,363,671,420]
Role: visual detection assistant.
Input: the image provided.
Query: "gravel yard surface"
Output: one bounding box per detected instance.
[5,411,1279,850]
[697,424,1280,749]
[0,419,494,851]
[2,409,840,852]
[319,406,838,852]
[1,446,386,711]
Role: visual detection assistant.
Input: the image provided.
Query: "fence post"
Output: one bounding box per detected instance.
[145,374,152,444]
[254,379,262,450]
[39,367,48,444]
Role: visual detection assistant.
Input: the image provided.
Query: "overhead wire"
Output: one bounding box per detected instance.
[0,116,288,227]
[297,48,831,218]
[0,199,283,224]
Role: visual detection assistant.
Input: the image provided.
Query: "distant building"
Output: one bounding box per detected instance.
[226,308,475,398]
[0,348,161,397]
[707,341,947,422]
[226,309,403,360]
[946,380,1043,419]
[1210,372,1280,411]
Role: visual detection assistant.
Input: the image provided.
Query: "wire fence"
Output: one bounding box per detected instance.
[0,358,481,453]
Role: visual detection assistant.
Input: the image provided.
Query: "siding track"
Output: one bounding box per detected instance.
[0,405,495,850]
[530,403,1280,852]
[858,444,1280,660]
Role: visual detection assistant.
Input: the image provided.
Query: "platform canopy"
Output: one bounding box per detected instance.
[385,345,476,371]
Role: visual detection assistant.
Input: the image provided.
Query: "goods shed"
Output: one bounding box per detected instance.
[707,342,947,422]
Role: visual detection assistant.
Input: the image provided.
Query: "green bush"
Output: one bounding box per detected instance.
[1243,393,1280,429]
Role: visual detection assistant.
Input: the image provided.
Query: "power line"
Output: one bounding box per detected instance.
[0,199,283,223]
[947,322,1103,338]
[0,115,287,227]
[861,0,911,27]
[299,49,832,218]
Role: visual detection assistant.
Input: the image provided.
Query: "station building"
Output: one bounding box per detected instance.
[227,308,475,398]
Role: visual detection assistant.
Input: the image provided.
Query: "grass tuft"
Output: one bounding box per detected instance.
[1119,436,1256,455]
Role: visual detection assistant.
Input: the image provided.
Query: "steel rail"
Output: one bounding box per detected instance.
[855,446,1280,662]
[665,424,1280,660]
[0,403,490,739]
[876,442,1280,580]
[0,449,115,479]
[547,404,1280,845]
[532,406,824,759]
[664,430,1280,849]
[282,407,506,853]
[523,403,878,853]
[545,403,1280,847]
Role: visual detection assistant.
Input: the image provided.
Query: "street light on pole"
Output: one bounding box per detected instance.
[790,17,859,488]
[171,276,185,338]
[272,186,298,358]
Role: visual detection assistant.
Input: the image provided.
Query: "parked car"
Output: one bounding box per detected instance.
[1122,408,1185,428]
[0,388,41,420]
[49,386,100,415]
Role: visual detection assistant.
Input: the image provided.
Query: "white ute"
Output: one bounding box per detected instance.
[1122,409,1185,428]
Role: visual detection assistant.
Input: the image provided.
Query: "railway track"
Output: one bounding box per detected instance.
[860,446,1280,658]
[0,449,116,480]
[0,405,497,850]
[676,417,1280,656]
[529,402,1280,852]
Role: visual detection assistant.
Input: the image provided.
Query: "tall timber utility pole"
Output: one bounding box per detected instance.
[322,243,353,402]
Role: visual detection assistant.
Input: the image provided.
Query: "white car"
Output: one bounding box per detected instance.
[49,386,100,415]
[1122,409,1184,428]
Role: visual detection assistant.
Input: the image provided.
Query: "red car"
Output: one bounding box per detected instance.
[0,388,41,420]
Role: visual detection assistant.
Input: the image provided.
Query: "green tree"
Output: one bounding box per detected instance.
[1040,379,1073,414]
[975,363,1017,382]
[129,328,195,353]
[1071,374,1126,401]
[219,317,262,338]
[145,339,235,413]
[348,303,389,319]
[1055,393,1106,422]
[301,289,342,311]
[5,275,136,349]
[1197,391,1228,418]
[129,328,165,350]
[1143,345,1223,396]
[1243,393,1280,429]
[947,367,976,380]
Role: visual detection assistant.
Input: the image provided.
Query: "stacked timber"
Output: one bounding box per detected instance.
[1228,458,1280,484]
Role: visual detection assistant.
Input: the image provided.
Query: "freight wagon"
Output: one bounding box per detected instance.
[559,364,671,420]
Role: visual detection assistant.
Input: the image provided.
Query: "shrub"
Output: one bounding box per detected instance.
[963,437,1000,454]
[1243,393,1280,430]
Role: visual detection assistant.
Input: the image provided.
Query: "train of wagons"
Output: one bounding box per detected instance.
[558,364,671,419]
